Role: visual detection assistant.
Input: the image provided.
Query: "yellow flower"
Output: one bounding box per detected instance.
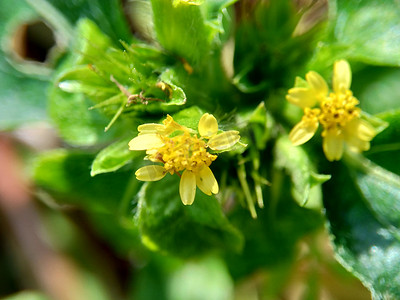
[129,113,240,205]
[286,60,377,161]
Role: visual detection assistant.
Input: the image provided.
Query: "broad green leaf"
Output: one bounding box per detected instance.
[324,163,400,299]
[150,0,212,66]
[91,137,142,176]
[274,135,330,208]
[136,174,243,257]
[33,149,132,213]
[349,155,400,234]
[352,67,400,115]
[311,0,400,67]
[49,84,120,146]
[0,0,49,130]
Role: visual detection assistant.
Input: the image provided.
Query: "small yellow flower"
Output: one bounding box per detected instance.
[286,60,377,161]
[129,113,240,205]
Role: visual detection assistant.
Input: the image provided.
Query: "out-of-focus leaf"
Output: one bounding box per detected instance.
[311,0,400,68]
[274,136,330,208]
[246,102,274,150]
[91,137,142,176]
[150,0,212,67]
[167,256,234,300]
[0,1,49,130]
[352,67,400,115]
[26,0,131,45]
[136,174,243,257]
[324,163,400,299]
[348,154,400,234]
[33,149,131,213]
[366,110,400,176]
[49,85,119,146]
[1,291,49,300]
[226,175,323,278]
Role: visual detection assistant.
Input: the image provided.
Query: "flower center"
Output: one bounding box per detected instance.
[318,90,360,132]
[148,131,217,174]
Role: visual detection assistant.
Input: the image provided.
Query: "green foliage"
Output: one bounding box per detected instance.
[274,136,330,208]
[3,0,400,298]
[137,174,243,257]
[324,163,400,299]
[310,0,400,69]
[33,149,134,213]
[0,0,49,130]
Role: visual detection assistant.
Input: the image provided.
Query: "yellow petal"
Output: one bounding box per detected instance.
[198,113,218,137]
[345,135,370,153]
[179,170,197,205]
[128,134,164,150]
[135,165,167,181]
[196,166,219,196]
[286,88,319,108]
[323,130,344,161]
[333,60,351,93]
[345,118,376,141]
[306,71,328,99]
[138,123,166,134]
[289,120,318,146]
[207,130,240,150]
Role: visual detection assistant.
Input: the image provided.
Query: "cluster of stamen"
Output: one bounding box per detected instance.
[302,90,360,135]
[148,131,217,174]
[319,90,360,131]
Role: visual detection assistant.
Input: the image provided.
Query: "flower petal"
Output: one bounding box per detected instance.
[286,88,319,108]
[128,134,164,150]
[198,113,218,137]
[135,165,167,181]
[306,71,328,99]
[138,123,166,134]
[289,120,318,146]
[207,130,240,150]
[333,60,351,93]
[323,130,344,161]
[345,118,376,141]
[196,166,219,196]
[345,135,370,153]
[179,170,197,205]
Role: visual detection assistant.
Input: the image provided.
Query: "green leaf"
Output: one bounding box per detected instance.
[352,67,400,115]
[324,163,400,299]
[136,174,243,257]
[345,153,400,234]
[167,256,234,300]
[226,175,323,278]
[247,102,274,150]
[26,0,132,45]
[33,149,132,213]
[150,0,212,66]
[171,106,205,130]
[2,291,49,300]
[311,0,400,67]
[91,137,142,176]
[274,135,329,208]
[0,0,49,130]
[49,84,120,146]
[366,109,400,176]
